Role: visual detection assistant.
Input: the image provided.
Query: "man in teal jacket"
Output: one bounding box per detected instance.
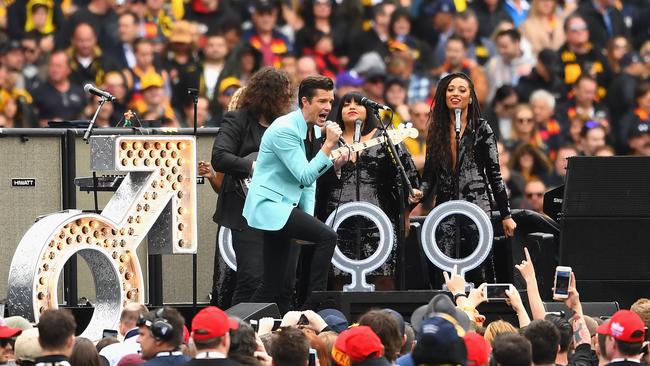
[243,75,348,313]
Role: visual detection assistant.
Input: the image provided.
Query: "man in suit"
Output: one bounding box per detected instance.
[243,75,348,313]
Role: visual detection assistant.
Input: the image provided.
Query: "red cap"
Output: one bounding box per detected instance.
[0,318,22,339]
[182,325,190,344]
[332,326,384,366]
[191,306,239,341]
[464,332,491,366]
[597,310,645,343]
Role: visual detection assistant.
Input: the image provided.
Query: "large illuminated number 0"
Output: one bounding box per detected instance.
[7,136,197,340]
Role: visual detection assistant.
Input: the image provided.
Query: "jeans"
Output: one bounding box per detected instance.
[252,208,337,314]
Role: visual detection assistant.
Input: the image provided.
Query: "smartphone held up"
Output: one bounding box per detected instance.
[553,266,572,299]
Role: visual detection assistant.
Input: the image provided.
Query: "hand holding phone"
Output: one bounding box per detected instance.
[484,284,512,302]
[553,266,572,299]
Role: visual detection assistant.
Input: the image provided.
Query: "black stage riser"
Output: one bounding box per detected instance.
[309,291,521,326]
[573,281,650,310]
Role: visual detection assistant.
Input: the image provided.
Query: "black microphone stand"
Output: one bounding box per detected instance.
[83,97,109,143]
[454,121,462,259]
[187,87,199,314]
[372,108,414,291]
[354,131,361,262]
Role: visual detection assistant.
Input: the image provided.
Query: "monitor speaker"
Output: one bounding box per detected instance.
[225,303,281,322]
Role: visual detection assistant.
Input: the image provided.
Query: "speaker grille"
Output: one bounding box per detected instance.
[564,156,650,217]
[0,136,63,297]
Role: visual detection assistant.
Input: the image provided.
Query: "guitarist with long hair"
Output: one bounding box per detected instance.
[208,67,294,307]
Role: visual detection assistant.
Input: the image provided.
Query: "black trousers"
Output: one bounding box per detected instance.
[231,225,300,306]
[252,208,337,314]
[231,226,263,305]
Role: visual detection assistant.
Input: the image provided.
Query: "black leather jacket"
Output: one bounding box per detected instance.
[421,117,511,219]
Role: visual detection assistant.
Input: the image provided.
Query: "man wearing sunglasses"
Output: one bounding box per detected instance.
[524,179,546,214]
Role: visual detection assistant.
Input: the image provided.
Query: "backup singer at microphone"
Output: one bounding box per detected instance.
[419,73,516,282]
[243,76,349,313]
[315,92,421,290]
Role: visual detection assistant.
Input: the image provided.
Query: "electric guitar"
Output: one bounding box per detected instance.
[237,128,419,196]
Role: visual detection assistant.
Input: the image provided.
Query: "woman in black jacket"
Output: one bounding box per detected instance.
[421,72,516,282]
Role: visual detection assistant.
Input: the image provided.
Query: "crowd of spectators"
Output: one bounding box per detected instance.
[1,0,649,209]
[2,246,650,366]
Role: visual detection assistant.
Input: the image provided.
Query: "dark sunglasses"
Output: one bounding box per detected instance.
[525,192,544,198]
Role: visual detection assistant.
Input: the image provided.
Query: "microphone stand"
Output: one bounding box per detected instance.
[454,122,461,259]
[372,108,414,291]
[188,88,199,135]
[187,88,198,314]
[354,135,361,262]
[83,97,109,143]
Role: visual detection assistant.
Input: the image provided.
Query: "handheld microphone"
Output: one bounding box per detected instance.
[454,108,462,134]
[353,119,362,144]
[360,96,391,111]
[325,120,350,147]
[84,84,116,102]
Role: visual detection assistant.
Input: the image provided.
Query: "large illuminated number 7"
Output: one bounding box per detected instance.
[7,136,197,340]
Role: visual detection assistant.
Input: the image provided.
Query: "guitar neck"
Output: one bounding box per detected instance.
[328,128,418,160]
[329,136,386,160]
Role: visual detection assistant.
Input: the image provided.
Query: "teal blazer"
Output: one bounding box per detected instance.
[243,110,333,231]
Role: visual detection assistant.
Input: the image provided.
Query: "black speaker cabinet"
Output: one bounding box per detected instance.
[560,217,650,280]
[561,156,650,308]
[225,303,281,322]
[563,156,650,217]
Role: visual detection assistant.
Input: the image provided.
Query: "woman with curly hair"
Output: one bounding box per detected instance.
[420,72,516,284]
[208,67,293,307]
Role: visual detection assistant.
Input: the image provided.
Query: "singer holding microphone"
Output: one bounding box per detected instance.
[243,75,349,313]
[420,72,516,282]
[315,92,421,290]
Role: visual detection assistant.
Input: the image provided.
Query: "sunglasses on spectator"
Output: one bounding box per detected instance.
[502,103,517,110]
[569,24,587,32]
[526,192,544,198]
[22,47,37,53]
[412,112,429,117]
[516,117,534,124]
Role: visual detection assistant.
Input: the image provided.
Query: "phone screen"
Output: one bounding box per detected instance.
[308,348,317,366]
[555,270,570,295]
[486,285,510,300]
[102,329,118,338]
